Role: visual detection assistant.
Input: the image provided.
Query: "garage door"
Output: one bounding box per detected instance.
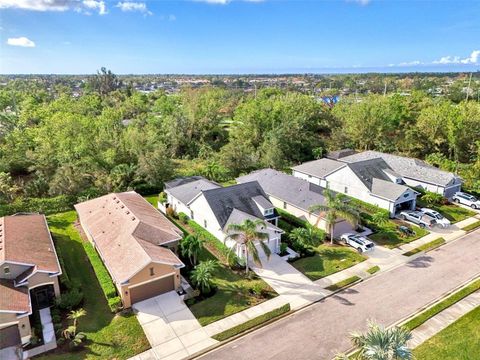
[130,275,175,304]
[444,185,461,199]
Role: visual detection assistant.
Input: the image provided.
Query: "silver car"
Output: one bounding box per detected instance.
[452,192,480,209]
[340,233,375,253]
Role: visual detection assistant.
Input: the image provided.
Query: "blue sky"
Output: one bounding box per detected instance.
[1,0,479,74]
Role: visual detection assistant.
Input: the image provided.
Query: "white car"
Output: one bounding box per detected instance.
[399,210,436,228]
[340,233,375,253]
[420,208,451,228]
[452,192,480,209]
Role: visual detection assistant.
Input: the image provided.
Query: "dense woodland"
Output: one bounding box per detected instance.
[1,71,479,210]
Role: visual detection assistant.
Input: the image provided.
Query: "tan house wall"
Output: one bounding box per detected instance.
[27,272,60,297]
[120,262,180,308]
[0,314,32,344]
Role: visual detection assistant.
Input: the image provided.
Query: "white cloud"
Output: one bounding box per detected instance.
[82,0,106,15]
[433,50,480,65]
[398,60,422,67]
[0,0,107,15]
[346,0,371,5]
[116,1,152,15]
[195,0,264,4]
[0,0,72,11]
[7,36,35,47]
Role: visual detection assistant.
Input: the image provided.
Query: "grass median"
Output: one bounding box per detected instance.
[325,275,361,292]
[402,237,446,257]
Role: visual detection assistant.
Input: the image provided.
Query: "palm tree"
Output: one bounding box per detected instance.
[348,321,413,360]
[180,234,205,265]
[225,219,271,275]
[309,189,360,244]
[204,161,220,181]
[191,260,218,294]
[67,308,87,330]
[289,224,324,248]
[372,211,389,227]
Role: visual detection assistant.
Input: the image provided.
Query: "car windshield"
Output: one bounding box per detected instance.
[436,213,444,219]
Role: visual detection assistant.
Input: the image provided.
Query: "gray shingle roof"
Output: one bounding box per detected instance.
[164,176,205,189]
[236,168,328,212]
[223,209,282,238]
[326,149,358,160]
[202,182,274,228]
[370,178,411,201]
[347,158,393,190]
[291,158,345,178]
[166,177,221,205]
[341,151,458,187]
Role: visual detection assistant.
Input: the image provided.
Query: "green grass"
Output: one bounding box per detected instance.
[40,211,149,360]
[416,199,476,223]
[143,194,158,207]
[325,275,361,292]
[402,278,480,331]
[212,304,291,341]
[366,265,380,274]
[188,249,276,326]
[367,216,429,249]
[413,306,480,359]
[291,244,366,281]
[402,237,446,257]
[462,220,480,232]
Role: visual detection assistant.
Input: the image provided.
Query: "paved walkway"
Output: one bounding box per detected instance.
[249,254,329,310]
[131,292,217,360]
[23,307,57,359]
[409,290,480,348]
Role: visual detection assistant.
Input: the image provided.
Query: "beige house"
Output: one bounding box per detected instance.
[75,191,185,308]
[0,214,62,354]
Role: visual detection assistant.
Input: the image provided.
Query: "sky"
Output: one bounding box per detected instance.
[0,0,479,74]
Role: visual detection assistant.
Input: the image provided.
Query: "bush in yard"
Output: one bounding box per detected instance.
[250,282,265,297]
[178,212,189,224]
[108,296,122,312]
[191,260,218,295]
[421,191,445,206]
[0,195,76,217]
[166,206,176,218]
[280,242,288,255]
[158,191,167,204]
[56,287,84,311]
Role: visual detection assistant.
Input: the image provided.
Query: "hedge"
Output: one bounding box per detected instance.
[212,303,291,341]
[276,208,309,229]
[325,275,361,292]
[402,237,445,257]
[345,196,390,217]
[366,266,380,275]
[0,195,76,217]
[187,220,238,266]
[82,241,119,312]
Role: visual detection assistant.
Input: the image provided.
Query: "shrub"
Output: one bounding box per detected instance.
[166,206,176,218]
[0,195,75,217]
[108,296,122,312]
[280,242,288,255]
[158,191,167,204]
[56,288,84,311]
[345,196,390,217]
[250,282,265,296]
[421,191,445,206]
[276,208,309,229]
[178,212,189,224]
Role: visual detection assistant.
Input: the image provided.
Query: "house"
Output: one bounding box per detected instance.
[236,169,355,236]
[164,178,283,259]
[0,214,62,356]
[330,150,462,198]
[75,191,184,307]
[292,157,418,217]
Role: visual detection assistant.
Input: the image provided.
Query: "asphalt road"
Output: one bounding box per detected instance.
[199,230,480,360]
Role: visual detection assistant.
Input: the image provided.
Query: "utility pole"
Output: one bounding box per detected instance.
[383,81,387,97]
[465,72,473,101]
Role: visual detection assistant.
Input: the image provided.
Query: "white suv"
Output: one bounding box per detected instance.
[452,192,480,209]
[340,233,375,253]
[420,208,451,228]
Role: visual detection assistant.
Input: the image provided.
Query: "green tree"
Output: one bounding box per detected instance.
[180,234,205,265]
[190,260,218,294]
[289,224,324,248]
[309,190,360,244]
[225,219,271,275]
[372,211,389,227]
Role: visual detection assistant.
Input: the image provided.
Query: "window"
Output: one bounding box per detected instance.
[264,208,274,216]
[344,186,348,194]
[149,267,155,276]
[283,202,287,209]
[204,220,207,228]
[4,266,10,275]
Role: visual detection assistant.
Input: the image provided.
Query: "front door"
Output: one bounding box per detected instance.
[31,285,55,309]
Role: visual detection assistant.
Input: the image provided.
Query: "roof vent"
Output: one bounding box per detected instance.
[126,211,130,215]
[120,205,124,209]
[131,216,136,221]
[116,200,120,203]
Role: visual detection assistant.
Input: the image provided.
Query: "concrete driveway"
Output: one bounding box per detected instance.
[250,254,329,310]
[200,229,480,360]
[131,291,216,360]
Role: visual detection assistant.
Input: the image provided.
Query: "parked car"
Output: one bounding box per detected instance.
[340,233,375,253]
[420,208,451,228]
[399,210,437,228]
[452,192,480,209]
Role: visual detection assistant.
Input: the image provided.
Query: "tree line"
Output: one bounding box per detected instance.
[1,71,479,206]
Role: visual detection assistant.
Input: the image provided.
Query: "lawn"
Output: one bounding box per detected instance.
[290,244,366,281]
[143,194,158,207]
[367,216,429,248]
[186,248,276,326]
[39,212,149,360]
[416,199,476,223]
[413,306,480,359]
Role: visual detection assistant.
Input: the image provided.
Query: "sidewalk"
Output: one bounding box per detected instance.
[408,290,480,348]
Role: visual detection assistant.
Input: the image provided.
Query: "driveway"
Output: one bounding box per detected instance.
[131,291,217,360]
[249,254,329,310]
[200,229,480,360]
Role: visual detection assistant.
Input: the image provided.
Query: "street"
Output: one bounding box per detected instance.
[198,229,480,360]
